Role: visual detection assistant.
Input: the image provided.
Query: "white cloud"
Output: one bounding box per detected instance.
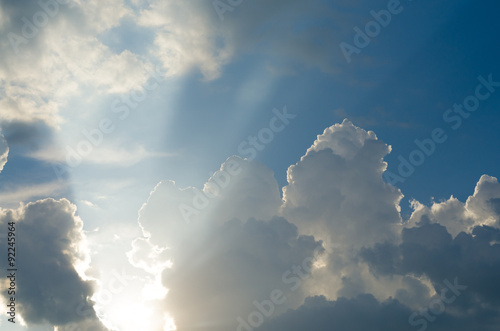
[136,0,233,80]
[127,156,323,330]
[73,0,131,33]
[30,142,173,167]
[282,119,403,249]
[0,132,8,173]
[0,1,152,129]
[128,120,411,330]
[407,175,500,237]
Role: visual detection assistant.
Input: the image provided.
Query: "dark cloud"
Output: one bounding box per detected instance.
[362,221,500,302]
[0,120,55,153]
[359,220,500,329]
[0,198,110,329]
[257,294,413,331]
[257,292,500,331]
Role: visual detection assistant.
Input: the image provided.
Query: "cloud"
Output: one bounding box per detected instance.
[134,0,355,80]
[257,292,500,331]
[257,294,414,331]
[30,142,173,167]
[135,0,233,80]
[0,198,110,330]
[129,120,410,330]
[362,221,500,304]
[73,0,131,33]
[129,157,322,330]
[407,175,500,237]
[0,120,56,159]
[0,132,8,173]
[129,118,500,330]
[282,119,403,249]
[0,0,152,129]
[278,119,406,302]
[261,175,500,330]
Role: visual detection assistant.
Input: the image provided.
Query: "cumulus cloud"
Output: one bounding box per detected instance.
[129,157,322,330]
[407,175,500,237]
[129,120,409,330]
[279,119,405,302]
[0,198,110,330]
[129,119,500,331]
[282,119,403,249]
[259,131,500,330]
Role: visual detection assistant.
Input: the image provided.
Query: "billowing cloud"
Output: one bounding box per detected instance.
[130,119,500,331]
[129,120,409,330]
[279,119,405,302]
[407,175,500,237]
[282,119,403,249]
[0,198,110,330]
[129,157,322,330]
[258,139,500,330]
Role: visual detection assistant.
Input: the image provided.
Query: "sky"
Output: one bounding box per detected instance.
[0,0,500,330]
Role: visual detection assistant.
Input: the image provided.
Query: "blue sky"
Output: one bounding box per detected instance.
[1,0,500,330]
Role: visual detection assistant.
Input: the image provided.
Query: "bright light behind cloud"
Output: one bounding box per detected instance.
[1,1,500,330]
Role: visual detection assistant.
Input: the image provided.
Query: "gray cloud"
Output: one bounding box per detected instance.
[162,217,321,331]
[0,198,110,330]
[0,120,55,154]
[362,221,500,306]
[257,294,414,331]
[257,292,500,331]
